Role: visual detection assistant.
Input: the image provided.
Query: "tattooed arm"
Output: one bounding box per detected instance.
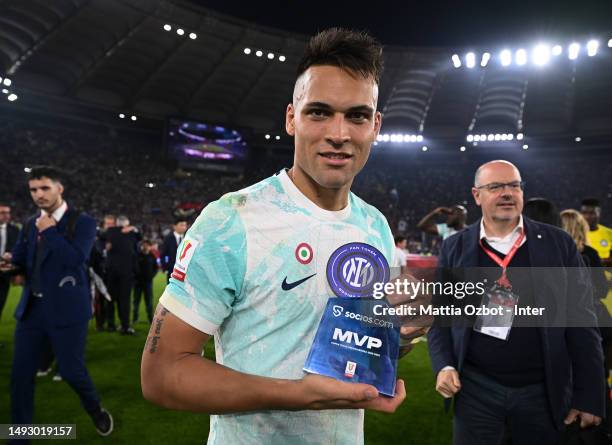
[140,303,406,414]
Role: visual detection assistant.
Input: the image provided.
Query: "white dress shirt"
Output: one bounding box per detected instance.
[479,215,526,254]
[0,223,6,256]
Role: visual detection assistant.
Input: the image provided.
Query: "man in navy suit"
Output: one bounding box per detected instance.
[428,160,605,445]
[160,217,188,283]
[2,166,113,440]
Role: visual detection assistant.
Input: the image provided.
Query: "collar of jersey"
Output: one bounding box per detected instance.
[277,169,352,221]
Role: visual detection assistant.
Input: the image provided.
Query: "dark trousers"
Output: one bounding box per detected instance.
[106,269,133,330]
[453,366,560,445]
[11,297,100,424]
[0,273,10,321]
[132,280,153,323]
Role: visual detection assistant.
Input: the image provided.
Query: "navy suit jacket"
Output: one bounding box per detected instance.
[160,233,179,273]
[427,217,605,426]
[11,207,96,327]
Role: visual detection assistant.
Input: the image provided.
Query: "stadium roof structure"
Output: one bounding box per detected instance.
[1,0,612,145]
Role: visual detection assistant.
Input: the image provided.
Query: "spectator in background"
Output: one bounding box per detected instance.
[417,205,467,240]
[581,198,612,266]
[392,235,408,275]
[160,217,188,283]
[104,215,141,335]
[0,202,20,327]
[133,240,157,324]
[524,197,561,227]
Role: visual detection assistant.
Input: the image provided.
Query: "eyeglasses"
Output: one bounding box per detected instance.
[475,181,525,193]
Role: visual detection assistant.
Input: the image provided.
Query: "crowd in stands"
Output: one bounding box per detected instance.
[1,119,611,252]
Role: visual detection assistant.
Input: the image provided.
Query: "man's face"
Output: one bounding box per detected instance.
[397,239,407,249]
[174,222,188,235]
[447,206,467,226]
[580,205,600,229]
[472,163,523,223]
[103,217,116,229]
[0,206,10,224]
[28,177,63,212]
[286,65,382,190]
[141,243,151,254]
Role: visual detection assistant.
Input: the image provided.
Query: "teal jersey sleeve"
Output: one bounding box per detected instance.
[160,195,247,334]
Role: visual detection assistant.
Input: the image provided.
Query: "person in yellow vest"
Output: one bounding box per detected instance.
[581,198,612,266]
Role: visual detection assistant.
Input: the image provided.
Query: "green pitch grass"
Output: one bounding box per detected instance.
[0,274,452,444]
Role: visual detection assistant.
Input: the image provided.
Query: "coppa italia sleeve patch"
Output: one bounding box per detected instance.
[171,238,200,282]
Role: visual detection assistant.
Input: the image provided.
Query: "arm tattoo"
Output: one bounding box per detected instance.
[146,306,169,353]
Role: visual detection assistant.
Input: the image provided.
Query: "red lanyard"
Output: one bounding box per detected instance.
[479,230,525,289]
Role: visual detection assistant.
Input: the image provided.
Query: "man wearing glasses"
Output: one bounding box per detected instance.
[428,160,605,444]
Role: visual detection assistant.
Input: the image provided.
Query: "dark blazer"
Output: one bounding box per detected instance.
[427,217,606,426]
[11,207,97,327]
[104,226,141,274]
[4,223,20,252]
[160,233,179,273]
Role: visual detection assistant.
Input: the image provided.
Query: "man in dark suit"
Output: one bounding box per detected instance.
[0,202,20,324]
[428,160,605,445]
[1,166,113,440]
[160,217,188,283]
[104,215,141,335]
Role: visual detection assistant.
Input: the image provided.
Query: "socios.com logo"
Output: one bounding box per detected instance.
[327,242,390,298]
[332,305,344,317]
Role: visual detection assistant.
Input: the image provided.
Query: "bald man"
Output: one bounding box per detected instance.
[428,160,605,445]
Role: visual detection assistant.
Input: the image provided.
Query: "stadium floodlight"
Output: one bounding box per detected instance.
[480,52,491,67]
[275,135,280,140]
[1,89,7,94]
[480,134,486,141]
[189,32,197,40]
[421,146,428,152]
[460,146,466,152]
[265,134,271,140]
[568,43,580,60]
[501,134,508,141]
[7,93,17,101]
[131,115,137,121]
[278,55,286,62]
[552,45,562,56]
[416,135,424,142]
[494,134,501,141]
[382,134,389,142]
[586,40,599,57]
[267,52,274,60]
[176,28,184,36]
[163,24,171,31]
[466,134,474,142]
[0,76,3,83]
[516,133,524,140]
[507,134,514,140]
[403,135,411,142]
[608,39,612,48]
[575,136,581,142]
[465,52,476,68]
[119,113,125,118]
[532,44,551,66]
[487,134,494,141]
[255,50,263,57]
[451,54,461,68]
[522,144,528,150]
[244,48,251,55]
[515,49,527,66]
[376,134,383,141]
[24,167,32,173]
[3,78,11,86]
[500,49,512,66]
[409,135,417,142]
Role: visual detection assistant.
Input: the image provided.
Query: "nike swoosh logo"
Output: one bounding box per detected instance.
[282,273,317,291]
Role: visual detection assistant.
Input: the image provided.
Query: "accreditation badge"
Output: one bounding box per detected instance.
[473,283,519,341]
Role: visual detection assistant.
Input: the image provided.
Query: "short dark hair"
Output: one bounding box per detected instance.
[394,235,406,245]
[296,28,383,84]
[581,198,600,208]
[174,217,188,225]
[28,166,64,183]
[0,201,10,208]
[524,197,561,227]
